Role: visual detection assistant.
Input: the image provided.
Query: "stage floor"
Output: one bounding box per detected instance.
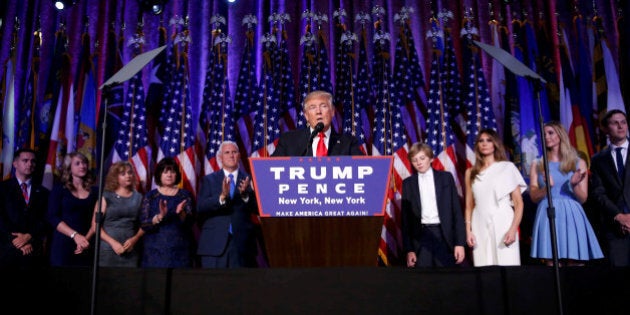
[4,265,629,315]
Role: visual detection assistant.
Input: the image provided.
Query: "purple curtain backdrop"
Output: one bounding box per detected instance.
[0,0,627,161]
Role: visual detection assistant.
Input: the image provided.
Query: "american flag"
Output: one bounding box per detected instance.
[426,18,462,196]
[392,7,425,144]
[296,12,333,129]
[355,22,373,152]
[337,29,367,153]
[112,59,151,192]
[157,41,197,197]
[234,17,259,158]
[461,16,497,169]
[296,25,318,129]
[370,13,407,266]
[251,38,282,158]
[205,35,236,174]
[275,22,297,131]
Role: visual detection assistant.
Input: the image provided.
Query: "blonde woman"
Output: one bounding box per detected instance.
[529,121,603,266]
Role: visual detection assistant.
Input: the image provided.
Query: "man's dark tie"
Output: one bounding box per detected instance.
[21,183,29,205]
[616,147,625,181]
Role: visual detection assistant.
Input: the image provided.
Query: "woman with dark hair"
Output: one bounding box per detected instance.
[464,129,527,266]
[47,152,98,267]
[140,157,194,268]
[529,121,603,265]
[93,161,144,267]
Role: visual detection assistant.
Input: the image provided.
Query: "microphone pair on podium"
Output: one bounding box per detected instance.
[303,122,325,156]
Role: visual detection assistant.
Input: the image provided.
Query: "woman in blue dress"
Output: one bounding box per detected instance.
[529,121,603,265]
[47,152,98,267]
[140,157,194,268]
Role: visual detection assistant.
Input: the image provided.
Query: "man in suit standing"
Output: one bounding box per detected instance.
[197,141,258,268]
[590,109,630,266]
[401,143,466,267]
[0,148,50,268]
[272,90,364,157]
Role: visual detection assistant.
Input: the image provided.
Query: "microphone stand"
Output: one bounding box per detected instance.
[90,83,117,315]
[532,77,563,315]
[302,132,317,156]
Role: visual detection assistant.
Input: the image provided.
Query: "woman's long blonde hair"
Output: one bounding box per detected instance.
[539,121,578,174]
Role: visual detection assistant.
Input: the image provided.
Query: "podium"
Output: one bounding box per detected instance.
[249,156,393,267]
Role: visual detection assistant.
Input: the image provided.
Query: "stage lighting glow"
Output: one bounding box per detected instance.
[227,0,236,3]
[54,0,76,10]
[138,0,168,15]
[152,4,163,14]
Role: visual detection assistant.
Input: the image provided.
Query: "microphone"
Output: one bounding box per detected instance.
[302,122,325,156]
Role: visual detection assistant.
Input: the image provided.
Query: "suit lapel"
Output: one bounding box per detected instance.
[409,174,422,217]
[328,132,341,155]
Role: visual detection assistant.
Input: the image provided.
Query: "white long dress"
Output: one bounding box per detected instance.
[471,161,527,266]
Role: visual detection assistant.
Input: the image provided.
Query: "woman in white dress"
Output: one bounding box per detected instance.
[465,129,527,266]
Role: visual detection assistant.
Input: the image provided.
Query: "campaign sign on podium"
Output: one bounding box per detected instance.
[249,156,393,267]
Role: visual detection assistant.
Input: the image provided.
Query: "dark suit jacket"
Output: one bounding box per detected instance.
[271,128,364,157]
[590,146,630,235]
[0,178,50,267]
[196,169,258,264]
[401,170,465,255]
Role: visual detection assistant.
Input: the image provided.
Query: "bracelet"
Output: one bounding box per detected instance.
[70,231,77,239]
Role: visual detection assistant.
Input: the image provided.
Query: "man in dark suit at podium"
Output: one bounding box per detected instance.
[0,148,50,268]
[272,90,364,157]
[197,141,258,268]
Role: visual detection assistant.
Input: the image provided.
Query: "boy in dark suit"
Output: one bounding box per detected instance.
[401,143,465,267]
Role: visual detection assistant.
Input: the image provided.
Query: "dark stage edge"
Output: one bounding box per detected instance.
[4,266,629,315]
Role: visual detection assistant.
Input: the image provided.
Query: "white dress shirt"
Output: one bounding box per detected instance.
[418,169,440,224]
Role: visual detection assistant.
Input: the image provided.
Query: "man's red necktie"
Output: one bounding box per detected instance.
[21,183,29,205]
[316,132,327,157]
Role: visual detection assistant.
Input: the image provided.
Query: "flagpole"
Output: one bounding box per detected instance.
[533,78,564,315]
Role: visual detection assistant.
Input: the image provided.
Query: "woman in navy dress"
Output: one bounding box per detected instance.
[47,152,98,267]
[140,158,194,268]
[529,121,603,265]
[95,161,144,267]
